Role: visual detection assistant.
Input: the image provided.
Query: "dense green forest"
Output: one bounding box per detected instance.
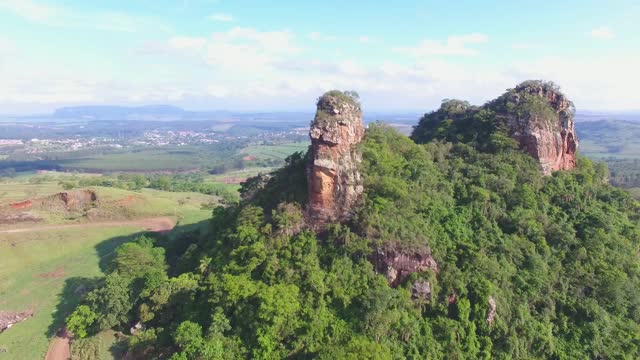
[65,91,640,359]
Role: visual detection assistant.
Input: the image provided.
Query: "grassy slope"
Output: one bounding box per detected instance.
[0,226,140,359]
[0,182,63,205]
[0,186,216,359]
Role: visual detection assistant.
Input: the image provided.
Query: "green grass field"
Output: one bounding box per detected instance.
[0,182,64,205]
[0,184,216,359]
[0,225,142,359]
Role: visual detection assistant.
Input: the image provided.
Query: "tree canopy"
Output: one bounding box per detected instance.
[68,117,640,359]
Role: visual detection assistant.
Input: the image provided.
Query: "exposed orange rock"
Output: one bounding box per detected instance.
[497,81,578,175]
[307,91,364,226]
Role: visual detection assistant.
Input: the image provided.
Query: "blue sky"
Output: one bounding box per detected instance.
[0,0,639,114]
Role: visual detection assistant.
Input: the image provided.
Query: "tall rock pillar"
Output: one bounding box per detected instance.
[307,91,364,226]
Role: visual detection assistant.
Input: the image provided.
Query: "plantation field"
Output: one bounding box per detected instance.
[56,147,210,172]
[0,185,216,359]
[241,142,308,161]
[577,120,640,159]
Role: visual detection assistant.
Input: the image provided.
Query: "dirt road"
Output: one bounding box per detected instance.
[0,217,176,235]
[44,336,70,360]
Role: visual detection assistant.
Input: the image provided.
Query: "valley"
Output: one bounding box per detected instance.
[0,115,311,359]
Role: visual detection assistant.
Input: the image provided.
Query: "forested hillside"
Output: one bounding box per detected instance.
[65,85,640,359]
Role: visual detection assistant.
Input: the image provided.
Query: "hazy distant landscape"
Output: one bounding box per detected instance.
[2,106,639,186]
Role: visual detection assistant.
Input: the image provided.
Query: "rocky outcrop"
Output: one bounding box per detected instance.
[307,91,364,226]
[372,248,439,287]
[411,280,432,301]
[55,189,97,210]
[497,81,578,175]
[0,310,34,333]
[486,296,497,326]
[412,80,578,175]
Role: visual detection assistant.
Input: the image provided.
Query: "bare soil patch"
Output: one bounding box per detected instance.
[220,177,247,184]
[9,200,32,210]
[0,189,98,225]
[45,327,72,360]
[38,266,66,279]
[0,212,42,225]
[116,194,142,206]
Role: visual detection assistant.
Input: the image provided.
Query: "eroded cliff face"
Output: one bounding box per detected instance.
[372,248,439,287]
[499,82,578,175]
[307,92,364,226]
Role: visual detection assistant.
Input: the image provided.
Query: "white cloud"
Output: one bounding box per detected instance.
[359,36,371,43]
[207,85,229,97]
[0,36,16,54]
[309,32,336,41]
[166,27,300,71]
[591,26,614,40]
[393,33,489,57]
[0,0,168,32]
[208,13,233,22]
[168,36,207,51]
[0,0,58,22]
[1,21,638,113]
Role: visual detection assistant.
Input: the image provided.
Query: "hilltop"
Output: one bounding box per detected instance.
[62,82,640,359]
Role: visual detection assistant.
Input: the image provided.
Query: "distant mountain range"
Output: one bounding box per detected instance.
[5,104,639,125]
[34,105,424,125]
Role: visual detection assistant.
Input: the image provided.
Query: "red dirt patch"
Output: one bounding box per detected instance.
[242,155,257,161]
[45,327,72,360]
[116,194,142,206]
[220,177,247,184]
[38,266,65,279]
[136,217,176,234]
[9,200,32,210]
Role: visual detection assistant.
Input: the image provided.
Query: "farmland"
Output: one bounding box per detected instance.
[0,180,216,359]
